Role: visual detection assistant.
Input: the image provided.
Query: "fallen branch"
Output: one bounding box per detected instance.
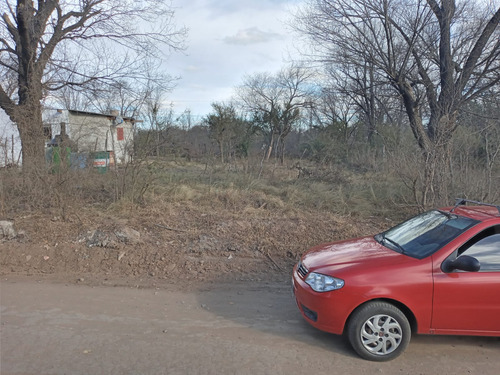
[257,246,283,271]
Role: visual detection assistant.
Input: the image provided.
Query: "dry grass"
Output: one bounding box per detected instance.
[0,158,415,222]
[2,152,497,286]
[0,159,433,284]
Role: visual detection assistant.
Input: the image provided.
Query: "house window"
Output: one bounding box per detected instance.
[117,127,124,141]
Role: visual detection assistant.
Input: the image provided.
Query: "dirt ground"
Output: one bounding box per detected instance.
[2,277,499,375]
[0,205,388,287]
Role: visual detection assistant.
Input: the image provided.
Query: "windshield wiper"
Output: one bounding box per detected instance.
[381,234,406,254]
[438,210,454,219]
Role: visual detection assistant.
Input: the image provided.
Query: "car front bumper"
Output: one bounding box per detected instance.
[292,265,353,335]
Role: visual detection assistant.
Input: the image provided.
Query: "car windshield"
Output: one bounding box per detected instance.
[375,210,479,259]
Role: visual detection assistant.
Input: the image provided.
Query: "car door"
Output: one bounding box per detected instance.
[431,226,500,334]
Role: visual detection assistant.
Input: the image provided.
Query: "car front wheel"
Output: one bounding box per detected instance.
[347,301,411,361]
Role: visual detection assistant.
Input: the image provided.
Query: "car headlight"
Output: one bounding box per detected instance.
[305,272,344,292]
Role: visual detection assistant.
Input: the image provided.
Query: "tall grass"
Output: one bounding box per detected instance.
[5,150,494,223]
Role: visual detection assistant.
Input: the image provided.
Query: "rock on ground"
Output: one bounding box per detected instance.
[0,220,17,239]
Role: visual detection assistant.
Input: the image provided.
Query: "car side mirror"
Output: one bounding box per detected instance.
[442,255,480,273]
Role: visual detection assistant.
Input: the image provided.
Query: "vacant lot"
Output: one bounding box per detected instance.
[3,162,498,373]
[1,161,398,286]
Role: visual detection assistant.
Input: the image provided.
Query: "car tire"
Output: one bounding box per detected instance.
[347,301,411,361]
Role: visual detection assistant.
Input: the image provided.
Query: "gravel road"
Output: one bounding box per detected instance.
[1,278,499,375]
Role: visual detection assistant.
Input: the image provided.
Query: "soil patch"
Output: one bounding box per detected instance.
[0,204,390,287]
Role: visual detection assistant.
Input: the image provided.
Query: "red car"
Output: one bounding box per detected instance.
[292,199,500,361]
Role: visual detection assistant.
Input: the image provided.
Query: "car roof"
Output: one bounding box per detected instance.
[442,205,500,222]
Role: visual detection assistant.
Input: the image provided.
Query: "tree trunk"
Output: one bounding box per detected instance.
[420,114,456,207]
[277,136,285,165]
[421,142,452,207]
[265,133,274,161]
[13,100,46,174]
[219,141,224,163]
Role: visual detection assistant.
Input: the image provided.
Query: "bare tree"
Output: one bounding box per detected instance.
[295,0,500,206]
[0,0,186,172]
[238,65,314,163]
[205,102,254,163]
[456,93,500,200]
[310,86,359,145]
[176,109,193,131]
[324,60,401,145]
[206,102,236,163]
[143,87,175,158]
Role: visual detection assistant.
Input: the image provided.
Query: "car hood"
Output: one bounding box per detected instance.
[301,236,406,275]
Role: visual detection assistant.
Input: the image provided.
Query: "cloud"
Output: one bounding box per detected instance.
[205,0,291,16]
[184,65,202,73]
[223,27,283,45]
[167,0,305,116]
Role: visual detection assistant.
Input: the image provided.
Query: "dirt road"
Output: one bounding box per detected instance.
[1,277,499,375]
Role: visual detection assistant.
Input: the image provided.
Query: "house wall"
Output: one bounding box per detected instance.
[43,110,134,164]
[67,112,113,153]
[0,109,22,166]
[1,109,134,167]
[110,120,134,164]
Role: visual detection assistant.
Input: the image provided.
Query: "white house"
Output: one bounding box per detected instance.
[0,108,138,167]
[0,109,22,166]
[43,109,137,165]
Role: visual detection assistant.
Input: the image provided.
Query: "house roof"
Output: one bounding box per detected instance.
[66,109,137,123]
[42,109,139,125]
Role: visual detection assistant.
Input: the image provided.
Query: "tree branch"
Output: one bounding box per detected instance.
[456,6,500,95]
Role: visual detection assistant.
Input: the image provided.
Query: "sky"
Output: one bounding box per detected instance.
[0,0,305,164]
[166,0,304,120]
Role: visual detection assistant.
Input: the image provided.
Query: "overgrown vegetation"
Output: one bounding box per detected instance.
[2,133,498,223]
[1,133,498,283]
[1,0,499,219]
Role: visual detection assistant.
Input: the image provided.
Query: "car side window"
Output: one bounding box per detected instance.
[458,226,500,272]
